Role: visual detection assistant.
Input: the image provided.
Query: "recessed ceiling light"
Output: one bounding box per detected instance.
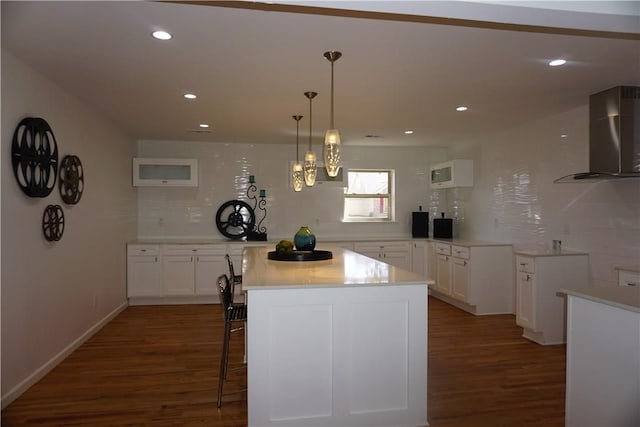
[456,106,468,112]
[152,30,172,41]
[404,130,414,135]
[184,93,197,100]
[199,123,209,128]
[561,134,568,138]
[549,59,566,67]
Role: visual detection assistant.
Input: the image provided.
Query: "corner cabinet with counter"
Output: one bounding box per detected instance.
[242,246,429,427]
[515,250,589,345]
[561,287,640,427]
[429,240,514,315]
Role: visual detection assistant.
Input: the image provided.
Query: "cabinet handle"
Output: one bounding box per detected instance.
[154,257,157,262]
[525,274,531,281]
[140,249,147,252]
[192,249,197,252]
[463,261,467,266]
[628,282,637,287]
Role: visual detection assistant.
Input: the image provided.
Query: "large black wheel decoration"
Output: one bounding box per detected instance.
[215,200,255,240]
[42,204,65,242]
[59,155,84,204]
[11,117,59,198]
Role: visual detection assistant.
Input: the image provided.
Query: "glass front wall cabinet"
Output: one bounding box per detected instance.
[133,158,198,187]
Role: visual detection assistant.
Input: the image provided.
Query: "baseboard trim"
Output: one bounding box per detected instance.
[1,301,128,409]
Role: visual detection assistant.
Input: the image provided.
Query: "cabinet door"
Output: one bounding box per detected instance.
[127,255,162,297]
[195,255,225,296]
[516,271,535,329]
[383,250,411,270]
[451,257,469,302]
[435,254,451,295]
[411,241,427,277]
[163,255,196,295]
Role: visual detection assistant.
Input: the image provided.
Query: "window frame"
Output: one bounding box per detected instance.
[342,169,395,223]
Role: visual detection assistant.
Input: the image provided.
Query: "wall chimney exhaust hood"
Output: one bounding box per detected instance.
[555,85,640,182]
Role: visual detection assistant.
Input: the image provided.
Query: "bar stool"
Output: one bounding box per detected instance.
[225,254,242,291]
[217,274,247,408]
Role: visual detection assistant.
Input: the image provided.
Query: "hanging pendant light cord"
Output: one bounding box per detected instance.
[308,95,313,150]
[330,60,335,129]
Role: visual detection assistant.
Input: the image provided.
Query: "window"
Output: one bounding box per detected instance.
[343,169,394,222]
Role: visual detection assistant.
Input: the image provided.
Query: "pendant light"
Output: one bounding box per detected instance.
[304,91,318,187]
[292,115,304,192]
[323,51,342,177]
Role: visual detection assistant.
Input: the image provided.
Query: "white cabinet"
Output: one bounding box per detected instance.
[615,266,640,287]
[132,158,198,187]
[127,245,162,297]
[515,252,589,345]
[353,241,411,270]
[431,241,513,315]
[429,159,473,189]
[162,244,226,296]
[411,241,427,277]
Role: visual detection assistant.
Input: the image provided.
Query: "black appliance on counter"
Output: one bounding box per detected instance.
[433,212,453,239]
[411,209,429,238]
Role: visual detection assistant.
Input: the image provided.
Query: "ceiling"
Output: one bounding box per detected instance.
[2,1,639,148]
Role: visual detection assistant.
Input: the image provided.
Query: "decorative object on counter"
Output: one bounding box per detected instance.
[246,175,258,210]
[412,205,429,238]
[294,226,316,251]
[267,249,332,262]
[323,51,342,177]
[303,91,318,187]
[42,204,65,241]
[215,200,256,240]
[433,212,453,238]
[11,117,59,198]
[291,115,304,192]
[58,154,84,204]
[248,188,268,241]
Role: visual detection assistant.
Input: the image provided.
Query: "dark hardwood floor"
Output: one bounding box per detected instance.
[1,297,566,426]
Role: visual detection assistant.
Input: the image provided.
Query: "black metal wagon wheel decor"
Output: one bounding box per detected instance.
[11,117,59,198]
[59,155,84,204]
[42,204,65,241]
[215,200,256,240]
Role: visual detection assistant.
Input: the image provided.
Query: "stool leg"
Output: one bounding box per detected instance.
[217,319,231,408]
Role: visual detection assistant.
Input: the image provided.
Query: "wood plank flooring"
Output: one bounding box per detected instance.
[2,297,566,426]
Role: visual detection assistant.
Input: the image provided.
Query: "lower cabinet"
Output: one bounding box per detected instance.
[430,241,514,315]
[353,241,411,271]
[162,245,226,296]
[515,252,589,345]
[127,245,162,297]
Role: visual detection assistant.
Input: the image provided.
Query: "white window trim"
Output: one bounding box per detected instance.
[342,169,395,223]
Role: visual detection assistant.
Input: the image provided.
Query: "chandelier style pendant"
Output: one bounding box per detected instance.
[304,91,318,187]
[323,51,342,177]
[292,115,304,192]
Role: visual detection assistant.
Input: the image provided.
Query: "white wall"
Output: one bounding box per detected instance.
[449,105,640,286]
[1,50,137,406]
[136,140,447,240]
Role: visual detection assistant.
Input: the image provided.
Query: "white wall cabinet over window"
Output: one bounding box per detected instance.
[127,245,162,297]
[353,241,411,271]
[132,158,198,187]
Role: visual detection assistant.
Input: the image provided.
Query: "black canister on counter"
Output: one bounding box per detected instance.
[433,212,453,239]
[412,206,429,238]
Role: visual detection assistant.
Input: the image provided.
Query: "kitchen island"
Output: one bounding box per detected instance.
[242,246,431,427]
[560,286,640,427]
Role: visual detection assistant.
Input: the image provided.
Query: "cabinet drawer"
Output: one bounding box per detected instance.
[516,256,535,273]
[127,244,160,256]
[434,242,451,255]
[451,245,470,260]
[618,270,640,287]
[163,244,225,256]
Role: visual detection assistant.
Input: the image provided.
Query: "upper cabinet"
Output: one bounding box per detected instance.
[133,158,198,187]
[429,159,473,189]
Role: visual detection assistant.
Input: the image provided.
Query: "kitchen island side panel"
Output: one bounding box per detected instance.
[247,285,428,427]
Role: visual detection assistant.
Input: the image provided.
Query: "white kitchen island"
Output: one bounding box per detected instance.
[241,246,431,427]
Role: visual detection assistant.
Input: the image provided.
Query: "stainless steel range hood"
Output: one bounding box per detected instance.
[555,85,640,182]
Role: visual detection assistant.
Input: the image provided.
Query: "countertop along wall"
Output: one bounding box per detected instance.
[1,50,137,407]
[448,105,640,286]
[136,140,448,241]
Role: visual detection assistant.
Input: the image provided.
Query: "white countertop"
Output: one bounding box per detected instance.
[241,246,432,290]
[515,248,588,257]
[560,286,640,313]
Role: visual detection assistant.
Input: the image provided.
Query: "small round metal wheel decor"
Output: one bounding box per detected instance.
[42,204,65,242]
[59,155,84,204]
[11,117,59,198]
[215,200,256,240]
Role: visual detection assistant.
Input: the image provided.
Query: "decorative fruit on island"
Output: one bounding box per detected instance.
[275,240,295,255]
